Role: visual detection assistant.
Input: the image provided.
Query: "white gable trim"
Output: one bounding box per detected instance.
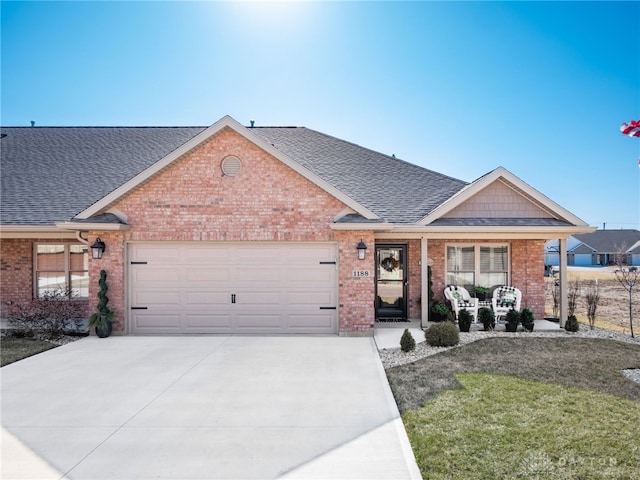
[76,115,379,220]
[419,167,590,227]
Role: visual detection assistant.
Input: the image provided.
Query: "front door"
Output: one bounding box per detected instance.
[375,245,407,320]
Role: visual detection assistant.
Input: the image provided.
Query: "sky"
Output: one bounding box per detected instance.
[2,1,639,230]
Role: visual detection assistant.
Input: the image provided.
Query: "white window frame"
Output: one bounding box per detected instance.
[34,243,89,299]
[446,243,511,288]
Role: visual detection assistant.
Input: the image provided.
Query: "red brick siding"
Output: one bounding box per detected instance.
[87,232,126,332]
[0,239,91,318]
[426,239,545,319]
[511,240,545,319]
[407,239,422,319]
[336,231,376,333]
[92,128,378,333]
[0,239,33,317]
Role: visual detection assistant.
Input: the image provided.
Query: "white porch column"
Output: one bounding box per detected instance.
[421,237,429,329]
[559,237,568,328]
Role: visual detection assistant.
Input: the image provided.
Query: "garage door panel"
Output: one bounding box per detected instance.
[133,291,181,306]
[186,291,230,306]
[236,268,281,282]
[134,313,182,329]
[186,314,232,329]
[287,267,334,283]
[236,314,284,329]
[129,243,337,334]
[287,291,334,305]
[131,247,183,264]
[132,268,182,284]
[187,268,231,283]
[287,313,334,330]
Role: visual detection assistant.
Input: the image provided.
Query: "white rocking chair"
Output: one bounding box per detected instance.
[492,286,522,320]
[444,285,479,322]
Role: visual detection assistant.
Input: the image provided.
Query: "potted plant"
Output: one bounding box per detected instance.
[521,308,535,332]
[457,309,473,332]
[430,300,451,322]
[89,269,115,338]
[505,309,520,332]
[478,308,495,331]
[473,285,491,301]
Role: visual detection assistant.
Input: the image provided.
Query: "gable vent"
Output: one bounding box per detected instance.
[221,156,242,177]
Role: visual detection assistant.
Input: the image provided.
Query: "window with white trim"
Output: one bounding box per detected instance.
[446,244,509,288]
[35,244,89,298]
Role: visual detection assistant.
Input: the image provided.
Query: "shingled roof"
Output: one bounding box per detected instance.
[1,124,467,226]
[0,127,206,225]
[572,229,640,254]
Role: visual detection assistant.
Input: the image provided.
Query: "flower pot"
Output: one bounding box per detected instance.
[505,323,518,333]
[95,321,112,338]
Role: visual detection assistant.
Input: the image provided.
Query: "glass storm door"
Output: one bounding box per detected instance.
[375,245,407,320]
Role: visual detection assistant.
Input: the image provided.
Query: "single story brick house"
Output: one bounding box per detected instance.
[545,229,640,267]
[0,116,595,334]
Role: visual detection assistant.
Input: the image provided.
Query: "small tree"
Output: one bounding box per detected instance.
[584,279,600,330]
[613,250,638,338]
[568,277,581,318]
[400,328,416,352]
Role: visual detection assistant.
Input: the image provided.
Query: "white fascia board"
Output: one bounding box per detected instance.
[76,115,379,221]
[55,222,131,232]
[0,225,78,239]
[389,224,596,239]
[419,167,591,227]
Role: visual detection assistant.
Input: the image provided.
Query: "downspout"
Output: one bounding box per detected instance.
[76,231,89,245]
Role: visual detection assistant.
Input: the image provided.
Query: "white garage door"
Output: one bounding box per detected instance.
[128,243,338,334]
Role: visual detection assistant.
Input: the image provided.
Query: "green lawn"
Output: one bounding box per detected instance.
[386,337,640,480]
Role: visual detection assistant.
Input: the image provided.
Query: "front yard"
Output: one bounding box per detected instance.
[386,337,640,479]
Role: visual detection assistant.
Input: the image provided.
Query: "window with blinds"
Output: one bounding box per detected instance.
[446,244,509,289]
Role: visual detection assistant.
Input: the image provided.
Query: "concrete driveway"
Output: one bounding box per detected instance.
[1,336,421,480]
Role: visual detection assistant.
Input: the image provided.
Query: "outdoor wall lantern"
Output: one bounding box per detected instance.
[90,237,106,259]
[357,239,367,260]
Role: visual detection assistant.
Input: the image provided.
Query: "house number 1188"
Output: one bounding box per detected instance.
[352,270,370,278]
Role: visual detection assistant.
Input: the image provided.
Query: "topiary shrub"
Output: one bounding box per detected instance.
[521,308,535,332]
[565,315,580,332]
[505,309,520,332]
[430,300,451,323]
[478,308,495,331]
[425,321,459,347]
[400,328,416,352]
[457,309,473,332]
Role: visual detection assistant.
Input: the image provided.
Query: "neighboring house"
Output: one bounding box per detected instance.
[0,116,595,334]
[545,230,640,267]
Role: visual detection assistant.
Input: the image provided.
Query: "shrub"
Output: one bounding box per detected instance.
[457,309,473,332]
[478,308,495,331]
[7,289,85,340]
[565,315,580,332]
[425,321,459,347]
[400,328,416,352]
[430,300,451,323]
[521,308,535,332]
[505,309,520,332]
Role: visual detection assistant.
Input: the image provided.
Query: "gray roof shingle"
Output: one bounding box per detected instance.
[572,230,640,253]
[1,127,206,225]
[1,124,467,226]
[251,127,467,223]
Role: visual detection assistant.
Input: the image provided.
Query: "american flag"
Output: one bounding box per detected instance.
[621,119,640,137]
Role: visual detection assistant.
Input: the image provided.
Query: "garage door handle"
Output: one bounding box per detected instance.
[319,306,336,310]
[231,294,236,304]
[131,307,148,310]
